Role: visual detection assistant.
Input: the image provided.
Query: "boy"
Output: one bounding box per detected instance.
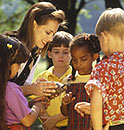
[84,8,124,130]
[37,31,73,130]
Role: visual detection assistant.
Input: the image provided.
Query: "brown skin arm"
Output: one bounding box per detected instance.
[61,92,75,116]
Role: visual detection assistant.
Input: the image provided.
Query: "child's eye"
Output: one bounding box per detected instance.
[64,52,69,54]
[54,51,59,53]
[81,58,87,61]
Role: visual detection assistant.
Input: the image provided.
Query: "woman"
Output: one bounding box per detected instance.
[5,2,65,98]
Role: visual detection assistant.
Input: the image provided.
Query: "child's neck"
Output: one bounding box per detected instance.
[109,34,124,53]
[53,65,69,78]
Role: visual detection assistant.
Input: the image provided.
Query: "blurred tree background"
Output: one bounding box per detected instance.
[0,0,124,129]
[1,0,124,35]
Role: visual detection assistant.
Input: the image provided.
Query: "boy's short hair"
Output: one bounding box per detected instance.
[95,8,124,36]
[48,31,73,51]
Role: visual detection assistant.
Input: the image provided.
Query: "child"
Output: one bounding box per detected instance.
[84,8,124,130]
[0,35,45,130]
[60,33,101,130]
[74,54,108,117]
[35,31,73,130]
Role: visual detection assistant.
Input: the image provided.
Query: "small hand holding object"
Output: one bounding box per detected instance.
[62,92,75,105]
[47,82,67,99]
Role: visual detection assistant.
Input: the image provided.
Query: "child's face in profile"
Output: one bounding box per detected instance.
[48,45,71,68]
[9,63,20,79]
[71,46,95,75]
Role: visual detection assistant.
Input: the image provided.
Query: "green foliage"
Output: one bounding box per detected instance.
[0,0,31,33]
[93,4,99,10]
[75,22,83,34]
[79,9,92,19]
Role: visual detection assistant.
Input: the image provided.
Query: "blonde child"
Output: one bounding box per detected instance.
[61,33,101,130]
[0,35,45,130]
[36,31,73,130]
[84,8,124,130]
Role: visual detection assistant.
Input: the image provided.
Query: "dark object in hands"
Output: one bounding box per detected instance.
[43,83,68,102]
[55,83,67,95]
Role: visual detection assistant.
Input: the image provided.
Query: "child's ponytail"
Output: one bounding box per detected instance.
[88,34,101,63]
[71,64,76,81]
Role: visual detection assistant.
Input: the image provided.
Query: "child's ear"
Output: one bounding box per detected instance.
[48,50,52,58]
[93,53,99,61]
[101,31,108,43]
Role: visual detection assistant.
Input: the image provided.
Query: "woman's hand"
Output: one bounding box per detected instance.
[33,80,58,97]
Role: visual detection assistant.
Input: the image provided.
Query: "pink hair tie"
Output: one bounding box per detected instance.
[84,35,90,40]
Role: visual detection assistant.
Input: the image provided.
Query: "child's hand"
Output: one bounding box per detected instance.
[74,102,91,117]
[103,121,110,130]
[29,96,50,109]
[62,92,75,105]
[41,96,51,109]
[40,116,58,130]
[28,97,43,108]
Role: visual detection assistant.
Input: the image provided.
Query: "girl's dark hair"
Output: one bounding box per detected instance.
[0,35,29,129]
[48,31,73,51]
[70,33,101,81]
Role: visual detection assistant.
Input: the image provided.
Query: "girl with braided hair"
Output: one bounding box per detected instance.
[61,33,101,130]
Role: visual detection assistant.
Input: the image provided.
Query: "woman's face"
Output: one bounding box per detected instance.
[33,19,59,49]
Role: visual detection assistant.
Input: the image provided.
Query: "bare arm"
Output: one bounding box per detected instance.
[52,113,67,123]
[60,103,68,116]
[21,81,57,97]
[91,86,102,130]
[40,112,67,130]
[21,102,44,127]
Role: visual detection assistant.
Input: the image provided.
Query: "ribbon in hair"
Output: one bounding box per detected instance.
[35,8,57,18]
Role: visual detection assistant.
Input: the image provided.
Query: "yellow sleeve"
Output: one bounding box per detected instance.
[36,71,48,80]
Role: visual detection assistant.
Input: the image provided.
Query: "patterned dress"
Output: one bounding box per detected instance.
[66,82,91,130]
[85,52,124,126]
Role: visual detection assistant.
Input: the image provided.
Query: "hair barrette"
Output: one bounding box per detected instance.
[7,44,13,49]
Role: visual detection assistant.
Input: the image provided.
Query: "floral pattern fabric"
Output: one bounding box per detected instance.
[85,52,124,125]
